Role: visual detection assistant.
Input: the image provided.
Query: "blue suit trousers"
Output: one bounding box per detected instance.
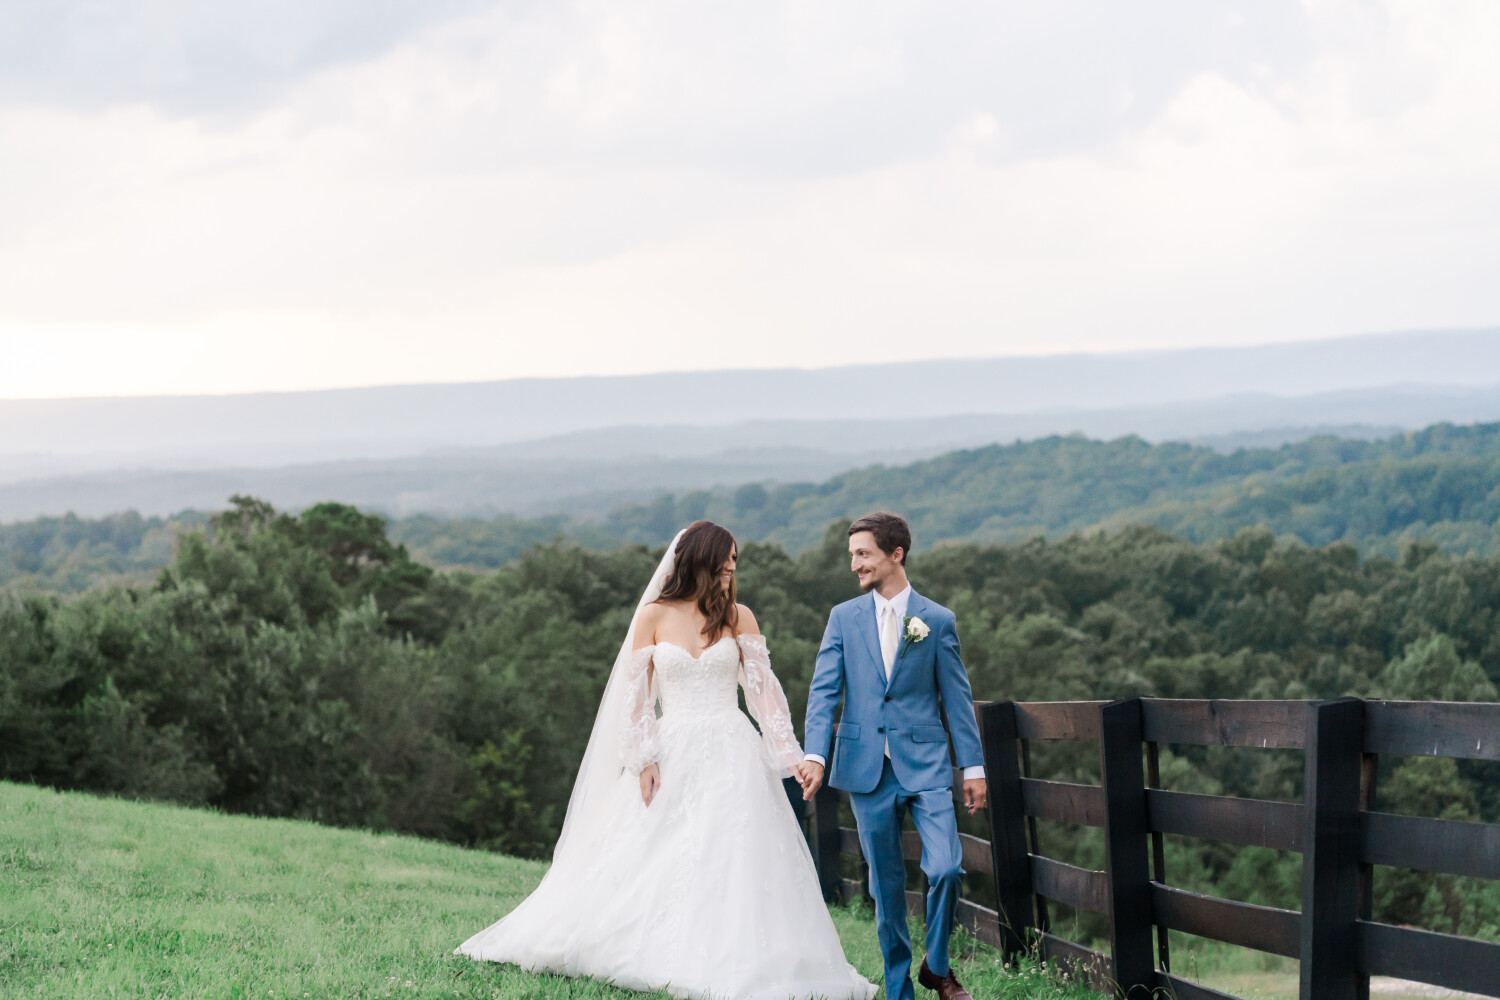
[850,757,964,1000]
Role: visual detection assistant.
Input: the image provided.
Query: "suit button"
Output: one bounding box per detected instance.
[877,727,885,733]
[884,695,892,702]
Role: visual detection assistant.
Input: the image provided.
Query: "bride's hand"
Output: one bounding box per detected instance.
[639,763,661,806]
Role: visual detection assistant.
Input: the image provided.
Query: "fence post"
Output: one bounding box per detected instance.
[1145,738,1171,975]
[814,781,843,904]
[1099,698,1154,998]
[979,700,1034,960]
[1354,746,1378,1000]
[1300,697,1365,1000]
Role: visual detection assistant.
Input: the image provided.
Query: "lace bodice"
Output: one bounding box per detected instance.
[620,634,803,776]
[655,636,743,715]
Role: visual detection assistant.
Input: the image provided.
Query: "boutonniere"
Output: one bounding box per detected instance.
[899,615,930,656]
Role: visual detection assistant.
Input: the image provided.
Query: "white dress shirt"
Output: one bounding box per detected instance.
[805,585,984,781]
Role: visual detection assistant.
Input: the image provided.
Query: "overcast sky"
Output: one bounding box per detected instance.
[2,1,1498,398]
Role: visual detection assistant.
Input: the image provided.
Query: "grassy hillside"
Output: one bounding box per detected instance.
[0,782,1089,1000]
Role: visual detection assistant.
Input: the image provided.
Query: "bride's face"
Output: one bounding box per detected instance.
[719,546,737,593]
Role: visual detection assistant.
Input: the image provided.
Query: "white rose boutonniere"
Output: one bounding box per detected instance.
[903,616,930,645]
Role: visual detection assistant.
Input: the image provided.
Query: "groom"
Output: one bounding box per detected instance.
[801,512,986,1000]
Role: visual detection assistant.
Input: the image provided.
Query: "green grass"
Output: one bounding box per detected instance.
[0,782,1093,999]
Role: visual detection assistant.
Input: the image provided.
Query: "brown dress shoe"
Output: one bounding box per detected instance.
[918,959,973,1000]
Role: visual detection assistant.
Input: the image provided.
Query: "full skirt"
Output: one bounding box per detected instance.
[455,708,875,1000]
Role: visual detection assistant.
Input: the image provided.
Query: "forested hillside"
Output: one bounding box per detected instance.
[2,497,1497,942]
[397,421,1500,566]
[591,421,1500,554]
[0,510,206,592]
[8,422,1500,590]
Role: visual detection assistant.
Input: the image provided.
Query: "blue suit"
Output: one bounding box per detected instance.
[805,589,984,1000]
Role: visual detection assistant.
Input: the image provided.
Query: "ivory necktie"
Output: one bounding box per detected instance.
[880,603,900,679]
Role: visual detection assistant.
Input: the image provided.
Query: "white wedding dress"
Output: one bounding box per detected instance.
[456,633,875,1000]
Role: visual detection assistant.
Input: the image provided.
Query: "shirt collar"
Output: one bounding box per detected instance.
[873,584,912,622]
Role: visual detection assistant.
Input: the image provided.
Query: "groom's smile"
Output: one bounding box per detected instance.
[849,529,906,597]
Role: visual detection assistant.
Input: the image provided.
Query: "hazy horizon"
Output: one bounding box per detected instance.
[5,330,1500,522]
[5,328,1494,407]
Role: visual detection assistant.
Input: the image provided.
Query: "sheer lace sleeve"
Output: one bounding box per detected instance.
[737,634,804,776]
[620,645,661,774]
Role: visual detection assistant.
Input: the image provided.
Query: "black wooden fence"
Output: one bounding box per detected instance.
[785,698,1500,1000]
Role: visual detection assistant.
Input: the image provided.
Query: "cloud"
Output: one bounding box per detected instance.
[2,1,1313,169]
[0,1,1496,397]
[0,0,498,117]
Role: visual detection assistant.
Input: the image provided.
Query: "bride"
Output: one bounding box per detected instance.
[456,521,875,1000]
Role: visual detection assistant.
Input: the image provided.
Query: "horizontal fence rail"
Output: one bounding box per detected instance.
[794,697,1500,1000]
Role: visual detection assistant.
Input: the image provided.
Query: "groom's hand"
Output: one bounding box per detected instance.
[963,777,987,816]
[797,760,824,800]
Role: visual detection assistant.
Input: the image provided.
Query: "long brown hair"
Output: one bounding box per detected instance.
[656,521,739,643]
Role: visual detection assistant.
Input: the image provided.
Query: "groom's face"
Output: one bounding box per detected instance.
[849,531,902,593]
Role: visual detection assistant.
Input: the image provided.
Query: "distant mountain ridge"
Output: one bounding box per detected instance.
[3,383,1500,522]
[3,329,1499,477]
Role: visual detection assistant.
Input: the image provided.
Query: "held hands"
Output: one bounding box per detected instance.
[963,776,987,816]
[639,763,661,806]
[795,760,824,800]
[796,761,982,812]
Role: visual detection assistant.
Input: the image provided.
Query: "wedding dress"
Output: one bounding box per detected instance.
[456,534,874,1000]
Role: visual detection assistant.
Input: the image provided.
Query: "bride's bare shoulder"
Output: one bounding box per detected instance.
[644,599,688,621]
[734,603,760,636]
[634,602,667,648]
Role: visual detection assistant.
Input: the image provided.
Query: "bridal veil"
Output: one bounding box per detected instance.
[548,528,684,870]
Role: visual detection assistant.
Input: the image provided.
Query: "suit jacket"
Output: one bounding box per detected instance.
[804,588,984,793]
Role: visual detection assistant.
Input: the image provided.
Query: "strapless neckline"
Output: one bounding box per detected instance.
[656,635,737,661]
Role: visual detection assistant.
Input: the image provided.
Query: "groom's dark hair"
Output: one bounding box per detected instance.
[848,512,911,566]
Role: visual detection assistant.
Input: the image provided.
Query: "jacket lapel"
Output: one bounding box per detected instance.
[852,594,884,689]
